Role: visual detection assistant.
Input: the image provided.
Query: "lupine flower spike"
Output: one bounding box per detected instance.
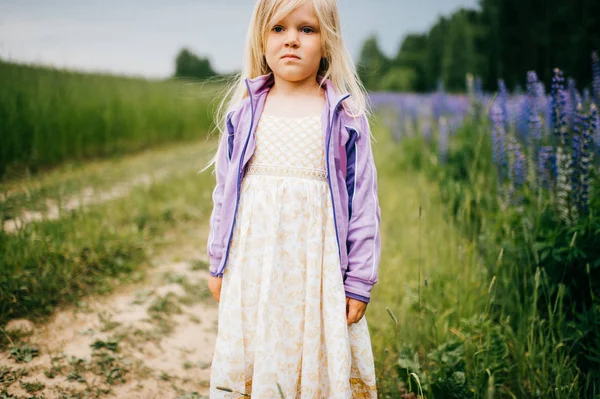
[491,105,507,182]
[579,104,596,214]
[571,104,584,211]
[592,51,600,109]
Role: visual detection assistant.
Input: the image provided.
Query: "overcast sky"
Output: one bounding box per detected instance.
[0,0,479,79]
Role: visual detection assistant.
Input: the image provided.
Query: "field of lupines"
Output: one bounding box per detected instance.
[369,51,600,397]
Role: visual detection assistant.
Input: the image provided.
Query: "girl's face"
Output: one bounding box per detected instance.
[265,3,323,84]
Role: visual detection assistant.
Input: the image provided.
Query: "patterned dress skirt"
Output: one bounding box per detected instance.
[209,114,377,398]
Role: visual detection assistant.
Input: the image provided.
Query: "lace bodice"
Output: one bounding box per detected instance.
[245,114,326,181]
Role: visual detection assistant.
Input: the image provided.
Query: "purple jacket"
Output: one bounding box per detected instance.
[207,72,381,303]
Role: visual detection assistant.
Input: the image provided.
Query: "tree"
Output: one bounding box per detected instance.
[174,48,216,80]
[394,34,428,91]
[441,8,483,91]
[357,36,390,90]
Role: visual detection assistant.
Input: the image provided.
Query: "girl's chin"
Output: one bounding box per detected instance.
[272,69,317,83]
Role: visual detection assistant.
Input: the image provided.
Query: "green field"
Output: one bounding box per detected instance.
[0,60,220,180]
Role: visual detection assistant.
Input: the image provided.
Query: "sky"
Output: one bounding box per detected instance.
[0,0,479,79]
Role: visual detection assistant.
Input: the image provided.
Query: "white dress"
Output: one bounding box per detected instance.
[209,113,377,398]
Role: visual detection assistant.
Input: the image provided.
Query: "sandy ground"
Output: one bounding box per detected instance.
[0,244,219,399]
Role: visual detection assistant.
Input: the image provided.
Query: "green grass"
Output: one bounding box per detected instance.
[0,59,221,180]
[0,139,217,332]
[367,126,493,396]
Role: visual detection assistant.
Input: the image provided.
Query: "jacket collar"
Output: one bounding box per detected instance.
[244,72,350,113]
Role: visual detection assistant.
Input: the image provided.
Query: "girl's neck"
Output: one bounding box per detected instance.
[269,73,323,98]
[263,74,326,118]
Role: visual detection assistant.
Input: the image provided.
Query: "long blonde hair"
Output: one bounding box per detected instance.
[201,0,370,174]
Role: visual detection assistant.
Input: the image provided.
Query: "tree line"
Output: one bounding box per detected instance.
[357,0,600,93]
[175,0,600,93]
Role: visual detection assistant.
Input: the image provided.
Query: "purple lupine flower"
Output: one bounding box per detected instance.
[491,104,507,181]
[408,105,420,140]
[498,79,510,132]
[579,106,595,214]
[535,82,550,138]
[583,88,591,107]
[535,81,547,105]
[567,78,580,129]
[551,68,569,146]
[592,103,600,159]
[432,79,445,121]
[544,91,553,138]
[571,105,583,210]
[527,71,538,98]
[508,137,525,187]
[588,102,600,164]
[592,51,600,109]
[555,144,577,225]
[475,76,483,102]
[538,146,556,189]
[438,116,449,163]
[515,97,530,142]
[527,71,543,145]
[514,146,526,188]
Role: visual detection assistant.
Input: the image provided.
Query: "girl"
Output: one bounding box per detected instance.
[205,0,381,397]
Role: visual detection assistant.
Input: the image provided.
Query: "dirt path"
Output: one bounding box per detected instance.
[2,168,170,233]
[0,140,213,234]
[1,236,219,399]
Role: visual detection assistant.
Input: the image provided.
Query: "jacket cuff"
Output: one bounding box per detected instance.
[345,291,370,303]
[209,257,223,277]
[343,275,374,301]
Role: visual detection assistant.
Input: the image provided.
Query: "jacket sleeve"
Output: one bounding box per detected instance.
[207,111,234,277]
[343,113,381,303]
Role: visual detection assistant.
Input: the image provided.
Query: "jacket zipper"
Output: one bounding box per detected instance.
[326,94,350,264]
[215,79,256,276]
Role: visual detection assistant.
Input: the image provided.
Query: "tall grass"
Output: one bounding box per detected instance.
[0,60,218,180]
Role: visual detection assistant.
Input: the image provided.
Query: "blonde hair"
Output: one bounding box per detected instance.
[200,0,370,173]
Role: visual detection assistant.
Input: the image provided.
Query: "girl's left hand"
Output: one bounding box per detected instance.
[346,297,367,325]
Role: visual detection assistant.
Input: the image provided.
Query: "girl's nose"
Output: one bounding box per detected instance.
[284,31,299,47]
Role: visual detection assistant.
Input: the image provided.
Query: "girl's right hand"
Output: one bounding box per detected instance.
[208,275,223,302]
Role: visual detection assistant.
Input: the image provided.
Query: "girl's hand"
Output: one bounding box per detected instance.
[208,276,223,302]
[346,297,367,325]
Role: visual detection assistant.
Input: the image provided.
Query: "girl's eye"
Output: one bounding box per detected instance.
[301,27,314,34]
[273,26,284,33]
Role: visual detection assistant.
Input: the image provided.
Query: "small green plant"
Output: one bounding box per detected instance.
[66,370,86,383]
[90,340,119,352]
[159,371,171,381]
[20,380,44,393]
[8,344,39,363]
[0,389,18,399]
[148,294,182,316]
